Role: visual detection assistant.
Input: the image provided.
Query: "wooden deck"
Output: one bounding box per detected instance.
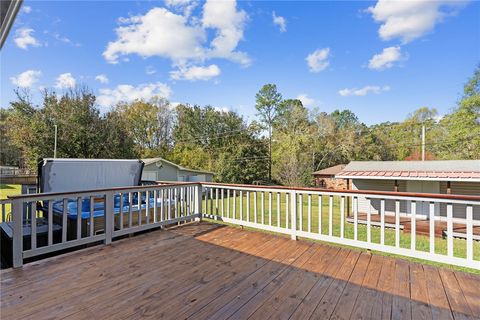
[1,222,479,320]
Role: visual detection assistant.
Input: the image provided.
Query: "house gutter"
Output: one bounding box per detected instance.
[0,0,23,49]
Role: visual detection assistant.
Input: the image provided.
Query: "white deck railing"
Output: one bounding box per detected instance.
[201,183,480,270]
[1,199,12,222]
[7,182,202,267]
[4,182,480,269]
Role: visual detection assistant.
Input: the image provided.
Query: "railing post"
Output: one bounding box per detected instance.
[12,198,23,268]
[104,192,114,245]
[195,184,202,222]
[290,190,297,240]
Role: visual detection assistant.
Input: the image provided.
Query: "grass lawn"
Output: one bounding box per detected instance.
[202,190,480,274]
[0,184,21,222]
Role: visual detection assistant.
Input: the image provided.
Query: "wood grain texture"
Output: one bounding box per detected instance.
[1,222,478,320]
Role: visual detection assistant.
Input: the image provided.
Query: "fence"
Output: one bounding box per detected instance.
[201,183,480,270]
[4,182,480,269]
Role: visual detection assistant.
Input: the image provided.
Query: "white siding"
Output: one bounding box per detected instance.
[352,179,405,216]
[352,179,479,220]
[142,162,178,181]
[439,182,480,220]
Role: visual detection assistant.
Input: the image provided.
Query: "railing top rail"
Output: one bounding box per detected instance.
[201,182,480,202]
[8,181,200,201]
[7,180,480,203]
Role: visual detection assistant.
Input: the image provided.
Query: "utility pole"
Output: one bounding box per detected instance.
[421,125,425,161]
[268,125,272,181]
[54,124,58,158]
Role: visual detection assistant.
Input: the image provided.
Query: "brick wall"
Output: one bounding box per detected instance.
[315,177,348,190]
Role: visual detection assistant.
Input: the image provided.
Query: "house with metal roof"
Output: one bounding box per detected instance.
[142,158,214,183]
[336,160,480,220]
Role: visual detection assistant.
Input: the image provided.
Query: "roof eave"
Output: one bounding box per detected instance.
[335,175,480,183]
[0,0,23,49]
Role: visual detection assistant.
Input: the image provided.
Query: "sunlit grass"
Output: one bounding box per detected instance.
[0,184,21,222]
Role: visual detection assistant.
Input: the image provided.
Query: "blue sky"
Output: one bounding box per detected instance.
[1,0,479,125]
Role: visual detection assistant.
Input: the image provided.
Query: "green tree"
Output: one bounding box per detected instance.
[273,99,314,186]
[115,97,175,157]
[436,66,480,159]
[0,109,21,167]
[171,104,268,183]
[255,84,284,181]
[7,87,136,171]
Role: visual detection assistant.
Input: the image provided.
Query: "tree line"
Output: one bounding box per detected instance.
[1,67,479,186]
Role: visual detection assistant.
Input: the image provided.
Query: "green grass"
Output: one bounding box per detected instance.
[0,184,21,222]
[202,191,480,274]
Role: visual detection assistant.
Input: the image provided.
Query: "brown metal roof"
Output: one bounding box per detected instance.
[336,160,480,181]
[312,164,346,177]
[337,170,480,180]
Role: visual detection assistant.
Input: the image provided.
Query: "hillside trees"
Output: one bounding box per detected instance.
[5,88,136,170]
[2,66,478,185]
[171,104,268,183]
[115,97,175,157]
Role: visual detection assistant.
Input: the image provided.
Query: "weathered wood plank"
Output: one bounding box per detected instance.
[454,272,480,318]
[287,246,346,319]
[348,254,384,320]
[308,249,361,319]
[329,252,372,320]
[192,241,312,320]
[228,244,318,319]
[410,263,433,320]
[392,259,412,320]
[439,269,476,320]
[247,244,332,320]
[423,264,454,320]
[1,222,478,320]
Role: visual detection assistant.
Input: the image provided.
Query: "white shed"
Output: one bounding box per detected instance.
[141,158,214,183]
[336,160,480,220]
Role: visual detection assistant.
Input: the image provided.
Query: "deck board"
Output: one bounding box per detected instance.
[1,222,479,320]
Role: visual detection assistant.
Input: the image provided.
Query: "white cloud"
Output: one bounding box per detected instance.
[22,6,32,14]
[367,0,468,43]
[306,48,330,72]
[165,0,195,6]
[214,106,229,113]
[10,70,41,88]
[165,0,198,17]
[201,0,249,65]
[95,74,109,84]
[97,82,172,107]
[170,64,221,81]
[55,73,76,89]
[53,32,81,47]
[272,11,287,32]
[146,66,157,75]
[296,94,315,107]
[103,8,204,64]
[339,85,390,97]
[104,0,249,77]
[14,28,41,50]
[368,46,405,70]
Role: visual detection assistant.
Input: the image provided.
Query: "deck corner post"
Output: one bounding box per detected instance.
[290,190,297,240]
[12,198,23,268]
[104,192,114,245]
[194,184,202,222]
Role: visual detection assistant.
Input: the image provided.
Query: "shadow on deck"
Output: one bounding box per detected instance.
[1,222,479,320]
